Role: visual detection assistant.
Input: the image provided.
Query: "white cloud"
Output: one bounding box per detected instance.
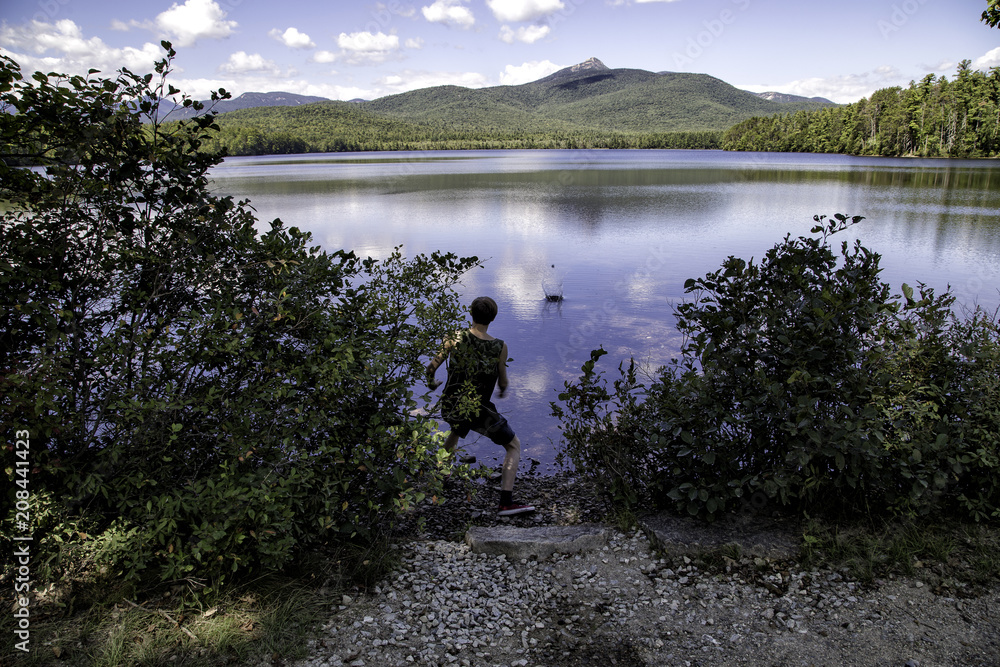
[421,0,476,28]
[377,69,489,94]
[486,0,565,23]
[499,60,561,85]
[405,37,425,49]
[110,18,153,32]
[269,27,315,49]
[312,50,338,64]
[155,0,237,47]
[336,31,401,64]
[974,47,1000,71]
[739,66,904,105]
[166,76,237,101]
[219,51,282,75]
[499,24,550,44]
[920,59,956,73]
[337,31,399,65]
[0,19,162,77]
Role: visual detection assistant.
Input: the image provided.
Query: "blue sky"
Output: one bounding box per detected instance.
[1,0,997,104]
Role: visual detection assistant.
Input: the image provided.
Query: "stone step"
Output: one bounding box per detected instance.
[465,524,608,560]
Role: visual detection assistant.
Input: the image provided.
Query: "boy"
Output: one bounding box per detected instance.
[426,296,535,516]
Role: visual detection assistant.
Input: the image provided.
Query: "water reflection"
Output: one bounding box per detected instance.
[210,150,1000,469]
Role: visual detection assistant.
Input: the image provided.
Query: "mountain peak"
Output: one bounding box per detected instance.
[570,57,608,73]
[533,57,611,85]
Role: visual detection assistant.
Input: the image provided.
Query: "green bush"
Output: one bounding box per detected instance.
[1,44,478,589]
[553,215,1000,522]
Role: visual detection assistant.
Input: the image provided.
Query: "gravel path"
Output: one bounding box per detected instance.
[290,472,1000,667]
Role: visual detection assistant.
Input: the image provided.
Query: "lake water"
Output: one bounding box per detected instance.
[209,149,1000,472]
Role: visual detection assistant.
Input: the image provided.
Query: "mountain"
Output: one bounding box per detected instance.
[162,60,834,133]
[163,91,329,120]
[357,59,835,134]
[751,91,836,105]
[188,59,841,154]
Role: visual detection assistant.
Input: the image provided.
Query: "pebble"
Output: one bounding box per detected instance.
[268,473,1000,667]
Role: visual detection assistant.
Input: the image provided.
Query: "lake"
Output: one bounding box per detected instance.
[209,149,1000,472]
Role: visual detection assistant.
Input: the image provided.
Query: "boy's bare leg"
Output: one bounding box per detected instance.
[500,435,521,492]
[444,431,460,455]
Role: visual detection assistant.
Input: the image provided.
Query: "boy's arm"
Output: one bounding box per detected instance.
[425,333,457,389]
[496,342,510,397]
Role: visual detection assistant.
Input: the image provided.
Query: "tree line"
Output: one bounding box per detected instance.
[200,116,722,155]
[723,61,1000,158]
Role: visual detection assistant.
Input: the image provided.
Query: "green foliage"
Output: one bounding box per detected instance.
[985,0,1000,28]
[723,61,1000,157]
[553,215,1000,522]
[198,99,725,155]
[1,45,478,589]
[551,349,649,507]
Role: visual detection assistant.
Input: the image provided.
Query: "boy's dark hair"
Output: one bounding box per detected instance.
[470,296,498,325]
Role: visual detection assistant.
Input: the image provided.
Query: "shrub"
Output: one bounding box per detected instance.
[553,215,1000,522]
[1,44,478,589]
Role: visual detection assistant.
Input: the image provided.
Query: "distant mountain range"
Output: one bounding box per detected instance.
[163,91,329,120]
[166,58,836,133]
[751,91,835,105]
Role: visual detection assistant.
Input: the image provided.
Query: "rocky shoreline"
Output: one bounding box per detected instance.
[285,471,1000,667]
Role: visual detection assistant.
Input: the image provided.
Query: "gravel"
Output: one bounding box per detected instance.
[286,471,1000,667]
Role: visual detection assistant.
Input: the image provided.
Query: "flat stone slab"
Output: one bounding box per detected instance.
[641,512,800,561]
[465,524,608,560]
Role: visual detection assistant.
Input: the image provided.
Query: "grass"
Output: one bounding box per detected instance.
[800,516,1000,592]
[0,536,403,667]
[2,574,331,666]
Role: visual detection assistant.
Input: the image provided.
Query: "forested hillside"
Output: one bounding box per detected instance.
[201,99,724,154]
[197,60,829,155]
[723,61,1000,158]
[361,65,828,134]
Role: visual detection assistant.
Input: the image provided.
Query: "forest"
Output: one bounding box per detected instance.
[723,61,1000,158]
[202,122,723,154]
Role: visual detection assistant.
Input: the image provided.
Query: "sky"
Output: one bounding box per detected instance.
[1,0,998,105]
